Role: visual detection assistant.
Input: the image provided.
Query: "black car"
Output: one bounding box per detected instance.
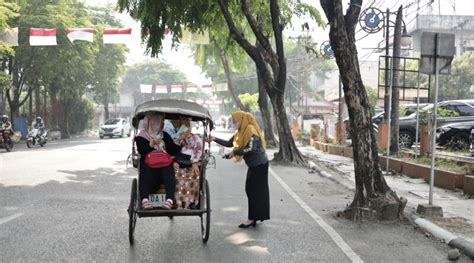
[398,100,474,148]
[436,121,474,150]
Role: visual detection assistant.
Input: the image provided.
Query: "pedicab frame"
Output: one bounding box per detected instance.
[128,99,215,245]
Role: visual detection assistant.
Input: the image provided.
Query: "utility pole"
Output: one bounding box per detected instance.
[383,9,391,122]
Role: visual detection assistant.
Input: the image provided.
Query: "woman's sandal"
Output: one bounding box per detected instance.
[142,198,152,210]
[162,199,174,210]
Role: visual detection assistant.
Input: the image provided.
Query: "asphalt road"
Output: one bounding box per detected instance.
[0,132,470,262]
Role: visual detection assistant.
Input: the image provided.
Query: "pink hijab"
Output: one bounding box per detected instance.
[137,113,165,142]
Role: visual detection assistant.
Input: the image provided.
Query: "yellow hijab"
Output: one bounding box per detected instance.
[231,111,266,162]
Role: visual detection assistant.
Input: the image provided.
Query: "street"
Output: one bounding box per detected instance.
[0,132,470,262]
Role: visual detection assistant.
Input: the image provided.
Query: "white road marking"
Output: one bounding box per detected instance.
[269,168,363,263]
[0,213,24,225]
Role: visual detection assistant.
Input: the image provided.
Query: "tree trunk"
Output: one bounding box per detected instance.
[35,86,41,118]
[269,89,305,164]
[218,50,249,112]
[320,0,404,220]
[104,103,110,120]
[49,82,59,130]
[257,66,277,148]
[390,6,403,155]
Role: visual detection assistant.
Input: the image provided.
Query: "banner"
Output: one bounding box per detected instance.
[1,27,18,46]
[30,28,57,46]
[214,82,227,92]
[181,28,209,45]
[67,28,94,43]
[103,28,132,44]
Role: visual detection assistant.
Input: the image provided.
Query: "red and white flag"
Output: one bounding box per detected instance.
[171,84,183,93]
[67,28,94,43]
[201,84,212,94]
[155,85,168,94]
[103,28,132,44]
[29,28,57,46]
[186,83,198,93]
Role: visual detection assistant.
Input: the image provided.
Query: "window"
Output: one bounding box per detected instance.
[455,104,474,116]
[105,119,120,125]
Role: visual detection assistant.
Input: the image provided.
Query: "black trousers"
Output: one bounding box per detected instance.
[139,163,176,201]
[246,162,270,221]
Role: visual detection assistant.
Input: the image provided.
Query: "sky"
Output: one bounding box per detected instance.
[84,0,474,84]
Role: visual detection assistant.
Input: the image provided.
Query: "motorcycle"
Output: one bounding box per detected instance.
[0,128,14,152]
[27,128,47,148]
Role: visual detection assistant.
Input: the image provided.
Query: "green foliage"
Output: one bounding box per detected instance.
[365,86,378,116]
[418,107,459,125]
[238,93,259,112]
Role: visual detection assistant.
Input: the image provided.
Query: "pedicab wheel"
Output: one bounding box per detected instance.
[26,140,31,148]
[200,179,210,243]
[128,178,138,245]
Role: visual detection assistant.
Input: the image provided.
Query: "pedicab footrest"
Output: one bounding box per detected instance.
[137,208,207,218]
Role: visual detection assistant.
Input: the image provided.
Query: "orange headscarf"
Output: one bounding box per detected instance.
[231,111,266,162]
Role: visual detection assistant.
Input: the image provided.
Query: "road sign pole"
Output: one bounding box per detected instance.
[429,33,440,206]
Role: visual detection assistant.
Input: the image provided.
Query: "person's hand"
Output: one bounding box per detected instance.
[191,162,200,174]
[173,162,179,171]
[205,135,215,142]
[223,151,234,159]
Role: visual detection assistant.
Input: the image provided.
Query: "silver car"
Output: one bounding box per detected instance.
[99,118,132,139]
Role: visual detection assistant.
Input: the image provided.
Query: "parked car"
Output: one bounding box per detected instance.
[371,103,432,126]
[398,100,474,148]
[436,121,474,150]
[99,118,132,139]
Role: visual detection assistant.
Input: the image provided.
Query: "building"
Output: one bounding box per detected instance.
[409,15,474,56]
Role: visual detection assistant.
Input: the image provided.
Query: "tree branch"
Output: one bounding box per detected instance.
[269,0,286,91]
[240,0,272,52]
[217,0,274,89]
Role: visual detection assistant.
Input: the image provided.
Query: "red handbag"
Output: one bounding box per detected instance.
[144,150,173,168]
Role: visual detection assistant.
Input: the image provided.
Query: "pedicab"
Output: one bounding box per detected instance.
[127,99,215,244]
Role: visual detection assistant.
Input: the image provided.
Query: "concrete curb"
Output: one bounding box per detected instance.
[410,214,474,260]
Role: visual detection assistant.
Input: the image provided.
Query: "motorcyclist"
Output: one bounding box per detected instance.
[32,116,45,136]
[0,115,14,138]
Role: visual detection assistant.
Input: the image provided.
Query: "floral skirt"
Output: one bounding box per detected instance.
[174,166,200,209]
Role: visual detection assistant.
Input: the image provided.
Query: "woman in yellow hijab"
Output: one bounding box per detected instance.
[209,111,270,228]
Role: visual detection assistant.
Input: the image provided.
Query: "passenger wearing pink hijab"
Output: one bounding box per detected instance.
[135,113,182,209]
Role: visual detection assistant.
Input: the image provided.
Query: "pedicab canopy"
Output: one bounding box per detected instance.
[132,99,214,129]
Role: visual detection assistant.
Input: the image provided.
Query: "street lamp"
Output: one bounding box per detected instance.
[400,28,413,48]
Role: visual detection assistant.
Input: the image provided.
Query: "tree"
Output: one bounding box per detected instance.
[320,0,404,220]
[118,0,322,164]
[438,53,474,101]
[0,0,18,114]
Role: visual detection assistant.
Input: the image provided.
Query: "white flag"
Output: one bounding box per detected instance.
[140,84,152,94]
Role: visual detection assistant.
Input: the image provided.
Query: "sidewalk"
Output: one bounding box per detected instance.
[298,146,474,243]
